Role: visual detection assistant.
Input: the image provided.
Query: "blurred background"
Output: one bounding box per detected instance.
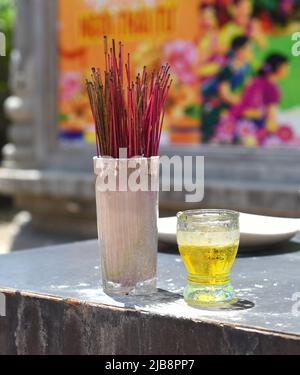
[0,0,300,254]
[0,0,15,252]
[0,0,13,167]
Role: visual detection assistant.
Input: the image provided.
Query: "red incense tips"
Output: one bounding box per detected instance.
[86,37,172,158]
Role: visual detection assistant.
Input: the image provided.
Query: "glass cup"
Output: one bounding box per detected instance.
[177,209,240,307]
[94,156,159,296]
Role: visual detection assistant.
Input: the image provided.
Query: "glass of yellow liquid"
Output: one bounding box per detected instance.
[177,209,240,307]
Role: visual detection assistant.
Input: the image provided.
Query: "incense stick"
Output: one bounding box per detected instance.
[86,37,172,158]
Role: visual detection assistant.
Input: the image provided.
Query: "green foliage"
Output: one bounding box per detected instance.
[0,0,15,151]
[0,0,15,93]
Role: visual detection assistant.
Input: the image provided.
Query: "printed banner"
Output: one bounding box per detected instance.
[58,0,300,147]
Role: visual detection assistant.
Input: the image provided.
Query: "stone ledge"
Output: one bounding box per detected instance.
[0,290,300,355]
[0,240,299,354]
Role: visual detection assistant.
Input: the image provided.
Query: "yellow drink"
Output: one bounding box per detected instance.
[178,242,239,285]
[177,209,240,307]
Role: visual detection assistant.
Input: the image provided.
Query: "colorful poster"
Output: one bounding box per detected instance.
[58,0,300,147]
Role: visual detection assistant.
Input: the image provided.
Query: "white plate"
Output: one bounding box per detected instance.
[158,213,300,250]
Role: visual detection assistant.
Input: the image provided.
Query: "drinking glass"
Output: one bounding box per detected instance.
[177,209,240,307]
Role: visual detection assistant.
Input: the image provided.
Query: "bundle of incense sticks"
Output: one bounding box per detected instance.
[86,37,172,158]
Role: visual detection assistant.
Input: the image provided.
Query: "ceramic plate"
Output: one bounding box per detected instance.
[158,213,300,251]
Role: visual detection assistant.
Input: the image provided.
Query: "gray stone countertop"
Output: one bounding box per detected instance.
[0,238,299,340]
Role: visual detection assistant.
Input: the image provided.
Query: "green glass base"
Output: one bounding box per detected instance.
[184,281,237,307]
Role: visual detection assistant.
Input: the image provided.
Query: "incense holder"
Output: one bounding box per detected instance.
[94,156,159,296]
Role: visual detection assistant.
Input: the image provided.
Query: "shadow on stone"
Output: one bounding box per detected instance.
[109,288,182,309]
[188,299,255,312]
[238,237,300,258]
[224,299,255,310]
